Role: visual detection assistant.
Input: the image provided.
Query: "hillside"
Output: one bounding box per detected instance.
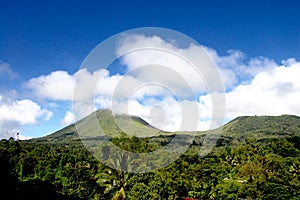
[214,115,300,143]
[30,110,300,146]
[3,111,300,199]
[31,109,161,144]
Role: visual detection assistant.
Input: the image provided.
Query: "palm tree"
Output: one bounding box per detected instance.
[94,152,129,200]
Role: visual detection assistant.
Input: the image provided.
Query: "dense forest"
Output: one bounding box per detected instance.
[1,113,300,199]
[1,135,300,199]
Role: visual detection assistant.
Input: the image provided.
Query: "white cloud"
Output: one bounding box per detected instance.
[0,62,18,79]
[245,56,277,77]
[94,95,213,132]
[22,33,300,134]
[0,95,53,139]
[0,98,52,124]
[116,34,221,95]
[75,34,300,132]
[198,60,300,119]
[26,70,75,101]
[26,68,124,101]
[203,47,278,88]
[61,111,75,126]
[281,58,297,66]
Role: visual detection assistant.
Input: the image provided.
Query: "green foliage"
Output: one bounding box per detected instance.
[220,115,300,140]
[1,113,300,199]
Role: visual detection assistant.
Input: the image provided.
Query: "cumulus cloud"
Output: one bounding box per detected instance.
[61,111,75,126]
[26,70,76,101]
[26,68,123,101]
[198,61,300,120]
[25,34,224,104]
[113,34,300,130]
[0,95,53,139]
[116,34,222,94]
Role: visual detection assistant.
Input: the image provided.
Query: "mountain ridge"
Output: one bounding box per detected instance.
[29,109,300,144]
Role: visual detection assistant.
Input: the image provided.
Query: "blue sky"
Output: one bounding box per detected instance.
[0,0,300,139]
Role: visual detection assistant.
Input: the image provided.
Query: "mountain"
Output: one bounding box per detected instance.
[218,114,300,138]
[30,110,300,145]
[30,109,161,144]
[12,111,300,199]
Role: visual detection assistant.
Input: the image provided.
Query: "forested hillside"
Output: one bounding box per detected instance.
[1,113,300,200]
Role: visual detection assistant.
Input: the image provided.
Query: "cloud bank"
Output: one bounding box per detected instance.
[2,34,299,138]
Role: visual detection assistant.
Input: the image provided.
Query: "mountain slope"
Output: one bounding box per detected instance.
[30,110,300,144]
[219,115,300,138]
[31,109,161,143]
